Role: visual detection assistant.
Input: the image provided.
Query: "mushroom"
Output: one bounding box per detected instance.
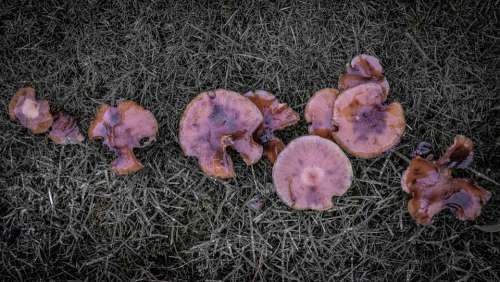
[88,100,158,175]
[304,55,404,157]
[244,90,300,163]
[401,135,491,224]
[435,135,474,169]
[179,89,263,178]
[338,54,389,98]
[304,88,339,139]
[48,112,85,145]
[8,87,53,134]
[273,136,353,210]
[332,83,405,158]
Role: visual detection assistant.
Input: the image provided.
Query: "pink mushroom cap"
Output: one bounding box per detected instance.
[88,100,158,175]
[339,54,389,99]
[179,89,264,178]
[304,88,339,139]
[8,87,53,134]
[332,83,405,158]
[48,112,85,145]
[244,90,300,163]
[273,136,353,210]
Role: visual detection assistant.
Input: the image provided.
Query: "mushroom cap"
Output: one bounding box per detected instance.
[304,88,339,139]
[48,112,85,145]
[273,136,353,210]
[244,90,300,163]
[332,83,405,158]
[350,55,383,76]
[88,100,158,175]
[179,89,264,178]
[244,90,299,134]
[445,179,491,221]
[436,135,474,168]
[338,54,389,99]
[402,138,491,224]
[8,87,53,134]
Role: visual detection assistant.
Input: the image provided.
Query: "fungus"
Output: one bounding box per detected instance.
[304,55,404,157]
[332,83,405,158]
[88,101,158,175]
[8,87,53,134]
[338,54,389,98]
[179,89,263,178]
[435,135,474,169]
[401,136,491,224]
[304,88,339,139]
[244,90,300,163]
[273,136,353,210]
[48,112,84,145]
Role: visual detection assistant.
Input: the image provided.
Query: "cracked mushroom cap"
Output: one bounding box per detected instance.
[48,112,85,145]
[89,101,158,175]
[401,136,491,224]
[8,87,53,134]
[273,136,353,210]
[332,83,405,158]
[244,90,300,163]
[339,54,389,99]
[304,88,339,139]
[179,89,264,178]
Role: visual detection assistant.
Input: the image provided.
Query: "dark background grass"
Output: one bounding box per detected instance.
[1,0,499,281]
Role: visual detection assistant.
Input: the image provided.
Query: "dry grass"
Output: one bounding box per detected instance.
[1,0,499,281]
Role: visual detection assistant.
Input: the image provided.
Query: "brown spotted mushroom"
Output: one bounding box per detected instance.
[8,87,53,134]
[244,90,300,163]
[273,136,353,210]
[88,101,158,175]
[338,54,389,98]
[401,136,491,224]
[332,83,405,158]
[179,89,263,178]
[48,112,85,145]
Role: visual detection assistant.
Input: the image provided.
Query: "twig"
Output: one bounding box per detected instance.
[467,168,500,187]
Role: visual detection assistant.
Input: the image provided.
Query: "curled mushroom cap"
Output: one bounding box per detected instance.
[435,135,474,168]
[179,89,263,178]
[244,90,300,163]
[304,88,339,139]
[401,136,491,224]
[273,136,353,210]
[8,87,53,134]
[339,54,389,99]
[332,83,405,158]
[89,101,158,175]
[48,112,84,145]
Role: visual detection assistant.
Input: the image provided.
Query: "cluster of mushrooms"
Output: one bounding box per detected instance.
[8,55,491,225]
[8,87,158,175]
[179,54,491,224]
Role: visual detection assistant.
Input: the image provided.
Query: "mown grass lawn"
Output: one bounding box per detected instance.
[1,1,499,281]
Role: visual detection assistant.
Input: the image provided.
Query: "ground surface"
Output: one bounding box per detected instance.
[1,1,499,281]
